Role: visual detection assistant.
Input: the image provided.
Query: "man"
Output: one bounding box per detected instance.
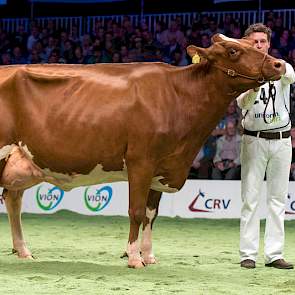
[212,121,241,180]
[237,23,295,269]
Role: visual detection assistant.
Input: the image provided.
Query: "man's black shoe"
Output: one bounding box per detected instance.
[241,259,255,269]
[265,259,294,269]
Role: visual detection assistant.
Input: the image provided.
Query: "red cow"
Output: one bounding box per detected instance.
[0,34,285,268]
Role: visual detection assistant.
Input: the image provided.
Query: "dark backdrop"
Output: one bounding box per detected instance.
[0,0,293,18]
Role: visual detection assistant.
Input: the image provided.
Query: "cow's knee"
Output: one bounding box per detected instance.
[128,208,147,225]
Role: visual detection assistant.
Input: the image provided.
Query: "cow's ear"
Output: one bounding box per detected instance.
[187,45,207,60]
[211,33,226,43]
[186,45,198,58]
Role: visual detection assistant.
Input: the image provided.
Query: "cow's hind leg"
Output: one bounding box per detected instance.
[141,189,162,265]
[3,189,33,259]
[127,161,154,268]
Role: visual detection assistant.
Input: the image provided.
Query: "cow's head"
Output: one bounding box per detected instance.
[187,33,285,91]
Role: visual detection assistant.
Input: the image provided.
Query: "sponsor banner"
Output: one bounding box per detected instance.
[1,180,295,219]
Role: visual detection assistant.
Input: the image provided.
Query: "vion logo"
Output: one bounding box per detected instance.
[188,189,231,213]
[84,185,112,212]
[286,194,295,215]
[36,184,64,211]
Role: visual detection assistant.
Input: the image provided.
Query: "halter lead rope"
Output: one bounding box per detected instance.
[263,81,276,124]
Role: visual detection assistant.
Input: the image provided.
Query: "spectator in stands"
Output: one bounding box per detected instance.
[211,121,241,180]
[0,31,11,54]
[111,51,122,63]
[12,25,28,50]
[27,26,39,52]
[63,39,75,63]
[81,34,93,57]
[72,46,86,64]
[188,146,211,179]
[27,49,41,64]
[162,35,182,63]
[69,25,80,45]
[128,37,144,62]
[87,45,102,64]
[44,36,57,61]
[202,18,224,38]
[11,46,27,64]
[200,33,211,48]
[1,52,11,65]
[186,23,202,46]
[159,20,185,47]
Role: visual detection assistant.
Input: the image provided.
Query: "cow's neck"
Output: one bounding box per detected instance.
[171,63,239,162]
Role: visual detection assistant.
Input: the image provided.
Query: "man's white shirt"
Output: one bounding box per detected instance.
[236,62,295,132]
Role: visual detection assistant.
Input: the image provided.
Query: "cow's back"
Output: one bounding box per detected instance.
[0,63,176,174]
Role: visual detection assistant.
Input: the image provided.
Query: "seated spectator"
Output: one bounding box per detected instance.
[170,48,188,66]
[211,121,241,180]
[27,26,40,52]
[1,52,11,65]
[212,101,241,137]
[27,49,42,64]
[188,146,213,179]
[11,46,27,64]
[111,51,122,63]
[71,46,87,64]
[87,45,103,64]
[159,20,185,47]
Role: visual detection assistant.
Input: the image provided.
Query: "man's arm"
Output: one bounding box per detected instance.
[281,62,295,85]
[236,88,259,110]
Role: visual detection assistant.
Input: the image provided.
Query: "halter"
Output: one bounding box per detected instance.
[212,53,267,84]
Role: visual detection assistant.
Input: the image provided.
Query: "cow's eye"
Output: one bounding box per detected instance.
[229,48,237,55]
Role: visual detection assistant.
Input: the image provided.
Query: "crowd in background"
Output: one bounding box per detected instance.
[0,11,295,180]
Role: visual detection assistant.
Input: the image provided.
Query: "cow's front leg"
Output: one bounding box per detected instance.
[127,161,154,268]
[141,189,162,265]
[3,189,33,259]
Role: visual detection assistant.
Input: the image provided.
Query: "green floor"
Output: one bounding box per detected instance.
[0,211,294,295]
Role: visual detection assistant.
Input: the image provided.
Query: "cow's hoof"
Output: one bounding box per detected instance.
[128,259,146,269]
[143,255,157,265]
[12,248,35,259]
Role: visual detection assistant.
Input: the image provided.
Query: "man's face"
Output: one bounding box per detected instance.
[248,32,270,53]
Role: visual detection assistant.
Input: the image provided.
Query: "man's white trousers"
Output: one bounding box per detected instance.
[240,134,291,263]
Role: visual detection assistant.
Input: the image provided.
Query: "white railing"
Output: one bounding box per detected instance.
[1,9,295,36]
[35,16,83,36]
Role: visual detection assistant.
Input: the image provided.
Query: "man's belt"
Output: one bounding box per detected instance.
[243,129,290,140]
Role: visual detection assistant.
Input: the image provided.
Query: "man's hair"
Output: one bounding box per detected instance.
[244,23,272,42]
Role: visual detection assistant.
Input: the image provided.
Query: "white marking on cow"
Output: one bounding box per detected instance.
[141,208,156,262]
[0,144,179,193]
[219,34,240,44]
[0,145,15,161]
[127,240,141,261]
[0,142,33,162]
